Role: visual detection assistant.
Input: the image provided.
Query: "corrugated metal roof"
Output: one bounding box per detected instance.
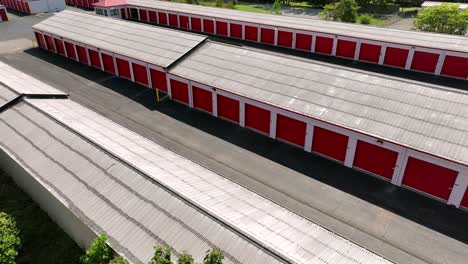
[0,98,394,264]
[32,11,207,68]
[0,61,66,96]
[169,42,468,166]
[127,0,468,53]
[0,84,18,108]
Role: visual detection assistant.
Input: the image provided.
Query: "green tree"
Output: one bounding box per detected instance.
[80,234,113,264]
[273,0,282,14]
[150,245,173,264]
[177,252,194,264]
[203,248,224,264]
[215,0,224,7]
[110,256,130,264]
[415,4,468,35]
[320,0,360,22]
[0,213,21,264]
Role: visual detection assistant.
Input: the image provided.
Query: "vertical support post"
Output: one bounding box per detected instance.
[378,45,387,65]
[212,90,218,117]
[405,47,415,70]
[304,123,314,152]
[448,172,468,207]
[269,112,277,139]
[435,52,446,76]
[332,36,338,56]
[344,138,358,168]
[239,101,245,127]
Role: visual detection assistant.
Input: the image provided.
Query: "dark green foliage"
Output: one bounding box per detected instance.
[320,0,360,22]
[273,0,282,14]
[109,256,130,264]
[80,234,113,264]
[0,212,21,264]
[215,0,224,7]
[177,252,194,264]
[203,248,224,264]
[358,13,372,23]
[150,245,173,264]
[415,3,468,35]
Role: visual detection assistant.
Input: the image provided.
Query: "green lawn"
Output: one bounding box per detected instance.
[235,4,272,14]
[400,6,421,12]
[0,170,83,264]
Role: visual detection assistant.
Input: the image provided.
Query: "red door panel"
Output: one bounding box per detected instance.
[353,141,398,179]
[461,188,468,209]
[54,38,66,56]
[402,157,458,201]
[217,95,239,123]
[150,69,167,91]
[276,115,306,147]
[311,127,348,162]
[315,36,333,55]
[277,30,293,48]
[121,8,127,19]
[216,21,228,36]
[411,51,439,73]
[336,39,356,59]
[140,9,148,21]
[296,33,312,51]
[441,56,468,79]
[35,32,46,48]
[179,15,189,29]
[190,17,201,31]
[230,23,242,39]
[203,19,214,34]
[158,12,167,25]
[193,86,212,113]
[101,53,115,74]
[384,47,409,68]
[116,58,131,79]
[245,104,270,134]
[261,28,275,45]
[88,49,101,69]
[76,46,88,64]
[245,25,258,42]
[64,42,77,60]
[132,63,148,86]
[44,35,55,52]
[170,79,189,104]
[359,43,381,63]
[169,13,178,27]
[148,11,157,24]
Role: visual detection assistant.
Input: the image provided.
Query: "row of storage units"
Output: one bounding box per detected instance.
[65,0,99,9]
[33,11,468,210]
[0,0,65,14]
[92,0,468,80]
[0,5,7,21]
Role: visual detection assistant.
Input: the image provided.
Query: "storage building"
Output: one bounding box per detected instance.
[91,0,468,80]
[33,11,468,210]
[0,61,394,264]
[0,5,7,21]
[421,1,468,10]
[65,0,99,9]
[0,0,65,14]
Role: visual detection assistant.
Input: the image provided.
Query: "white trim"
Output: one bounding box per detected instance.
[239,101,245,127]
[344,138,357,168]
[73,43,78,61]
[311,35,316,53]
[331,36,338,56]
[212,89,218,117]
[414,46,444,54]
[448,173,468,207]
[85,46,92,67]
[304,123,314,152]
[391,148,408,186]
[147,65,152,89]
[274,28,278,46]
[166,74,172,98]
[405,47,415,70]
[188,81,194,107]
[269,112,277,139]
[98,49,104,71]
[405,149,465,172]
[242,24,246,40]
[354,41,361,61]
[435,52,446,75]
[292,32,296,49]
[113,56,119,77]
[61,39,68,58]
[444,50,468,58]
[378,45,387,65]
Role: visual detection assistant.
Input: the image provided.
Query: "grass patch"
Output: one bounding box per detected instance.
[288,1,320,8]
[235,4,272,14]
[400,7,420,12]
[357,14,387,26]
[0,169,83,264]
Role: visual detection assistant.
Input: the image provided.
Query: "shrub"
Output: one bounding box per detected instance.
[320,0,360,22]
[215,0,224,7]
[203,248,224,264]
[320,3,338,20]
[358,14,372,24]
[150,245,173,264]
[415,4,468,35]
[80,234,113,264]
[177,252,194,264]
[110,256,130,264]
[0,213,21,264]
[273,0,282,14]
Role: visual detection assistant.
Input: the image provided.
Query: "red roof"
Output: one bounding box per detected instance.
[93,0,127,7]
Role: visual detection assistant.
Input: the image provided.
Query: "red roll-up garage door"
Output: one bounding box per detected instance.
[150,69,167,91]
[101,53,115,74]
[410,51,439,73]
[441,56,468,79]
[230,23,242,39]
[191,17,201,31]
[359,43,381,63]
[64,42,77,61]
[402,157,458,201]
[88,49,101,69]
[353,141,398,180]
[170,79,189,104]
[311,127,348,162]
[245,25,258,42]
[277,30,293,48]
[217,95,239,123]
[44,35,55,52]
[139,9,148,22]
[148,11,157,24]
[193,86,212,113]
[384,47,408,68]
[276,114,306,147]
[169,13,178,27]
[203,19,214,34]
[336,39,356,59]
[295,33,312,51]
[261,28,275,45]
[216,21,228,36]
[35,32,46,49]
[76,46,88,64]
[315,36,334,55]
[132,63,148,86]
[180,15,189,29]
[245,104,270,134]
[158,12,168,25]
[461,188,468,209]
[116,58,131,79]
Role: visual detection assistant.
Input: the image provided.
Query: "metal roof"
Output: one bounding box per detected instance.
[0,84,18,108]
[0,97,394,264]
[170,42,468,166]
[422,1,468,9]
[32,11,207,68]
[126,0,468,53]
[0,61,66,96]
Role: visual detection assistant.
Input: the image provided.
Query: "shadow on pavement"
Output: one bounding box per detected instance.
[25,47,468,245]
